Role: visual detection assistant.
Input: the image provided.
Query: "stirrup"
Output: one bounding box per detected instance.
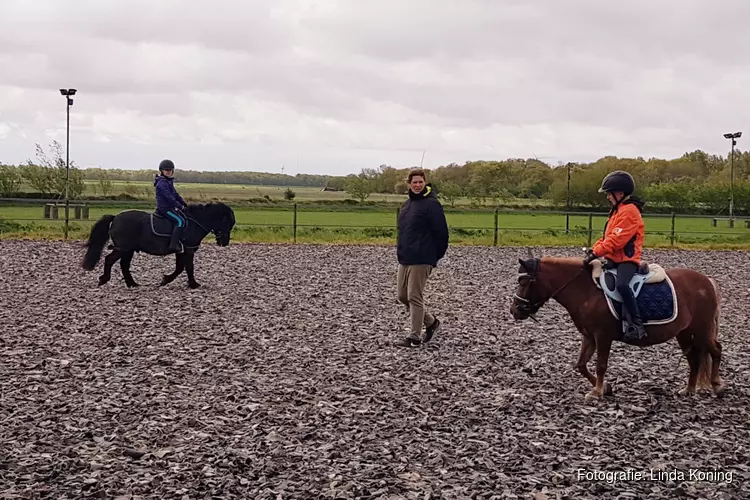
[624,322,646,339]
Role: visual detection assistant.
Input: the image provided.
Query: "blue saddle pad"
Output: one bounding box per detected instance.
[603,276,678,325]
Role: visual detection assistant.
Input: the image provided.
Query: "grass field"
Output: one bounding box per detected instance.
[17,180,555,207]
[79,180,412,202]
[3,203,750,249]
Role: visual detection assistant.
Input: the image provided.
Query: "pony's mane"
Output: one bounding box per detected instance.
[186,201,227,211]
[541,256,584,267]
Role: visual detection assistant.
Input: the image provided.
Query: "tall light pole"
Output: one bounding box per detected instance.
[565,162,574,234]
[724,131,742,226]
[59,88,77,239]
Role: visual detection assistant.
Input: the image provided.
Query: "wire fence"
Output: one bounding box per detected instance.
[2,199,750,246]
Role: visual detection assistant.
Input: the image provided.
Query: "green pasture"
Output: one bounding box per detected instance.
[3,203,750,249]
[17,180,552,207]
[78,180,406,202]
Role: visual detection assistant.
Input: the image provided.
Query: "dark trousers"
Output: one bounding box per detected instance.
[615,262,641,322]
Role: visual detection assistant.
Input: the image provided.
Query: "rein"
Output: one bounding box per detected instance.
[181,212,220,250]
[186,215,211,235]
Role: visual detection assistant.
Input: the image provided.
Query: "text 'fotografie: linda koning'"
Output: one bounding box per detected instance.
[577,468,734,484]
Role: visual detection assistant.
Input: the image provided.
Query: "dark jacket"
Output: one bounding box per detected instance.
[397,184,449,266]
[154,175,186,215]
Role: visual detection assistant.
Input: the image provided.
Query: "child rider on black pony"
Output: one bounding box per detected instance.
[154,159,187,253]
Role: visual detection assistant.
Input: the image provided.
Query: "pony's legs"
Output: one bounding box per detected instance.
[184,251,200,289]
[585,336,613,400]
[119,250,138,287]
[576,336,597,386]
[98,249,122,286]
[160,253,185,286]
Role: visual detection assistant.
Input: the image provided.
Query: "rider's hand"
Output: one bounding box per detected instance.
[582,249,598,265]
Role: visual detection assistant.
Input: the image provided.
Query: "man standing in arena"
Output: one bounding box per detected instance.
[394,169,449,347]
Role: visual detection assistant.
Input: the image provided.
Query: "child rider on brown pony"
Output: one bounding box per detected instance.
[583,170,646,342]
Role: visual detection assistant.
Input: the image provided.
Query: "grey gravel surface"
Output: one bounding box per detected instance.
[1,240,749,499]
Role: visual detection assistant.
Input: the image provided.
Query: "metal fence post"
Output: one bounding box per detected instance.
[293,203,297,244]
[494,208,499,246]
[670,212,676,246]
[587,213,593,247]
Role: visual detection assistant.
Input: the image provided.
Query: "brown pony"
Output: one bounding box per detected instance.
[510,251,725,401]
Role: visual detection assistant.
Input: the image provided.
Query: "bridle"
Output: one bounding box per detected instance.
[513,261,587,322]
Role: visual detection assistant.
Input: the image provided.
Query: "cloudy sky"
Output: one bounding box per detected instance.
[1,0,748,176]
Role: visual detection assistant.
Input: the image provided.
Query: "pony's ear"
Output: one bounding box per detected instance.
[518,257,539,273]
[527,247,534,259]
[519,258,537,272]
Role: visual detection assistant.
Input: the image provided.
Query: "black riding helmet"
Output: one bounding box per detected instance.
[598,170,635,195]
[159,159,175,171]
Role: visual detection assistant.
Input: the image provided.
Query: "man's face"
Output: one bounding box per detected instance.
[409,175,425,193]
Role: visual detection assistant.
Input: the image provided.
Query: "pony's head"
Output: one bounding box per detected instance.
[511,253,549,321]
[510,250,586,321]
[187,202,235,246]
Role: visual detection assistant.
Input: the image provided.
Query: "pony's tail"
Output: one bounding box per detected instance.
[696,277,722,390]
[696,350,714,391]
[81,215,115,271]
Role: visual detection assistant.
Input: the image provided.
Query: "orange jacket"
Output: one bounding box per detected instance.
[592,199,644,264]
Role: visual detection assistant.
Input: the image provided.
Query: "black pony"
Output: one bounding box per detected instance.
[81,202,236,289]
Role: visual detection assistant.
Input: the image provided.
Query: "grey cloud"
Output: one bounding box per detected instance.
[1,0,749,174]
[5,0,294,56]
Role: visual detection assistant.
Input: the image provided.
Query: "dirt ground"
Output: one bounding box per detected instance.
[1,241,748,499]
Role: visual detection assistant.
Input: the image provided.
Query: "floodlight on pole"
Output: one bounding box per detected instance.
[723,131,742,225]
[59,89,76,239]
[565,162,573,234]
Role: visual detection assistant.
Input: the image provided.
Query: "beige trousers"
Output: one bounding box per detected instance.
[397,264,436,338]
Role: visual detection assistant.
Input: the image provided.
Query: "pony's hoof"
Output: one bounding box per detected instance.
[160,277,170,287]
[188,282,201,289]
[678,386,696,397]
[98,277,108,286]
[584,390,602,403]
[604,382,613,396]
[713,384,727,398]
[126,282,140,288]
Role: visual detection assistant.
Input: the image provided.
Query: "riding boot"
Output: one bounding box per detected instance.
[620,287,646,341]
[169,225,184,253]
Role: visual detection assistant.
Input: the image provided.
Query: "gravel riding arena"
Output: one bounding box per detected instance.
[2,240,750,499]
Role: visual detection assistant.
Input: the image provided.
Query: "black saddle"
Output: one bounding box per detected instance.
[151,212,188,237]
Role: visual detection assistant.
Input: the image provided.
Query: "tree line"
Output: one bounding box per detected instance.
[340,149,750,212]
[2,141,750,213]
